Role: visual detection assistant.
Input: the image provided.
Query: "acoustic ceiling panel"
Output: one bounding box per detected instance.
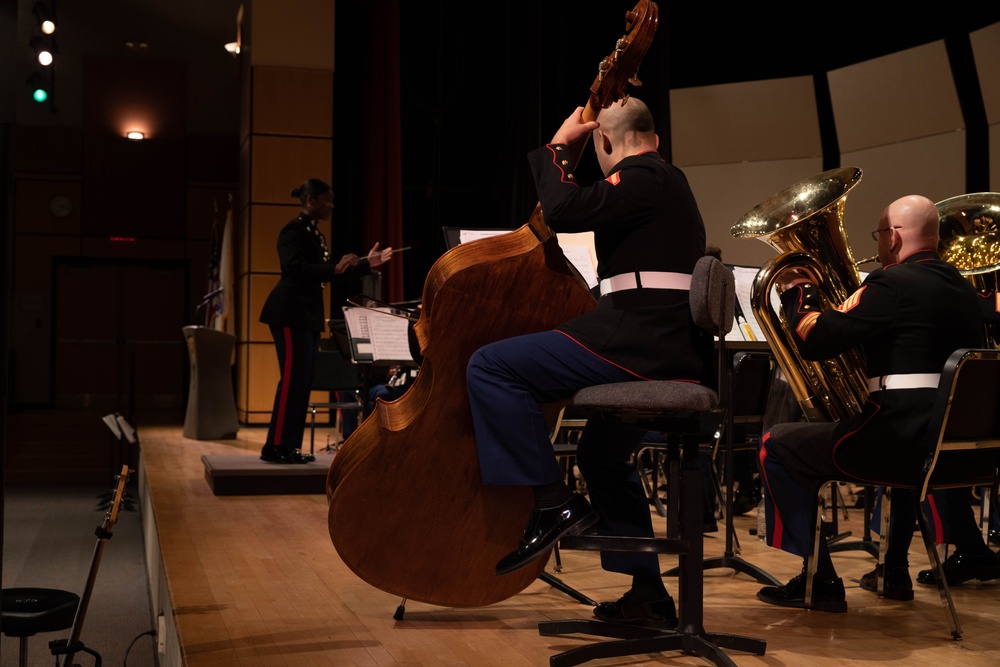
[828,41,962,154]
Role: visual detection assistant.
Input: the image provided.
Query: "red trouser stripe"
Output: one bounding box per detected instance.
[273,327,295,445]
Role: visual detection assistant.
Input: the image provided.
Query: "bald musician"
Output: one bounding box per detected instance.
[466,97,713,629]
[755,194,987,612]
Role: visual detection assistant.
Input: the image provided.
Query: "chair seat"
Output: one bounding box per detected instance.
[572,381,718,413]
[1,587,79,637]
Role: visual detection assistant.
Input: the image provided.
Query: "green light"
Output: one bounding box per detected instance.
[33,87,48,103]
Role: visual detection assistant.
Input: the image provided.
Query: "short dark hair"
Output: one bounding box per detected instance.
[291,178,332,204]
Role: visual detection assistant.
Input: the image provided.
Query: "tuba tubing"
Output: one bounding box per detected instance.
[753,251,869,422]
[732,166,870,423]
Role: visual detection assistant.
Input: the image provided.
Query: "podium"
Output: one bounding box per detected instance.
[182,326,239,440]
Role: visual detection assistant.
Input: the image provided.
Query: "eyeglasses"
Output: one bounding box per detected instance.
[870,226,902,241]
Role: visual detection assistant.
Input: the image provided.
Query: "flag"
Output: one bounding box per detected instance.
[218,204,236,337]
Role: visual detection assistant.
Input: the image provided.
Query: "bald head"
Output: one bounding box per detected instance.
[877,194,940,264]
[593,97,659,175]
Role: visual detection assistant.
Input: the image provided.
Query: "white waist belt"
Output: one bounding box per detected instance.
[600,271,692,296]
[867,373,941,391]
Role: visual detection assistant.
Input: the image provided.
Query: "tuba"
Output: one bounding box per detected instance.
[937,192,1000,348]
[731,167,870,422]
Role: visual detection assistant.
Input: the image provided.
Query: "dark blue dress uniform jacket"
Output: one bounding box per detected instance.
[779,249,983,484]
[528,145,713,385]
[259,213,372,332]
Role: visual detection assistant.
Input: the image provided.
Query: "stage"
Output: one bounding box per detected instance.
[139,423,1000,666]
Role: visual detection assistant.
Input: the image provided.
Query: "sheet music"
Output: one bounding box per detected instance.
[343,307,413,362]
[559,245,598,289]
[459,229,508,244]
[557,232,599,289]
[732,266,771,343]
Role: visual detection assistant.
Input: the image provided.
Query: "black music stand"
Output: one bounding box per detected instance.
[99,413,137,512]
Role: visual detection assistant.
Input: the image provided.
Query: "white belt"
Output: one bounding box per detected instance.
[867,373,941,391]
[599,271,691,296]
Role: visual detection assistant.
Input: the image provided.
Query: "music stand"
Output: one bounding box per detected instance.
[100,413,137,512]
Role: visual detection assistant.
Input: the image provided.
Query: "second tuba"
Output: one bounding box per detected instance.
[937,192,1000,348]
[731,167,870,422]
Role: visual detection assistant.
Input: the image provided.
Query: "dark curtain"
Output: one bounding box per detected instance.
[334,1,667,303]
[361,0,405,302]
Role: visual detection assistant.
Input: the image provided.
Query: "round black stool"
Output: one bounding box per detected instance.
[2,587,80,667]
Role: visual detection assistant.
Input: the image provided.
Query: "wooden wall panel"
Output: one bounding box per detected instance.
[250,204,298,273]
[11,125,83,174]
[247,342,280,416]
[78,237,185,260]
[248,135,332,203]
[14,179,82,236]
[248,273,278,343]
[252,67,333,137]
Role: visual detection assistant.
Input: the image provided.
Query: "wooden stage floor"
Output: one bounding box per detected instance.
[139,423,1000,666]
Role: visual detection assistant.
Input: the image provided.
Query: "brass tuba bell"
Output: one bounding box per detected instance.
[731,167,870,422]
[937,192,1000,348]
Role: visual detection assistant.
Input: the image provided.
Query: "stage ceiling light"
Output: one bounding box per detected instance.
[27,70,50,103]
[30,35,55,66]
[32,1,55,33]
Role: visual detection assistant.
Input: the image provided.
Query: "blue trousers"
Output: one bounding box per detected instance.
[467,330,662,577]
[265,325,319,450]
[758,421,838,558]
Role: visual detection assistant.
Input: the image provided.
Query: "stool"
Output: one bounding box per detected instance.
[2,587,80,667]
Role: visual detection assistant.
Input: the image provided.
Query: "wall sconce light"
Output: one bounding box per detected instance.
[126,131,145,141]
[224,42,240,56]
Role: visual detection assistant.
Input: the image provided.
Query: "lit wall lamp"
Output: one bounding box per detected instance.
[224,42,240,56]
[126,131,145,141]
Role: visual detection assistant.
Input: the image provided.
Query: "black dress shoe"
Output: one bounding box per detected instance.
[593,589,678,630]
[756,571,847,613]
[859,564,913,601]
[732,487,762,515]
[916,550,1000,585]
[260,446,315,464]
[495,493,599,575]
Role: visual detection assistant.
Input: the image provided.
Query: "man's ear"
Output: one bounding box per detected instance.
[890,229,903,254]
[599,131,612,155]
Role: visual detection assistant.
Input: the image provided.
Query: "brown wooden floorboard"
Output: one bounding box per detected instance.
[140,424,1000,666]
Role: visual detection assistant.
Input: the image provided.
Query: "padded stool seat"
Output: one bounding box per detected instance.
[2,587,80,667]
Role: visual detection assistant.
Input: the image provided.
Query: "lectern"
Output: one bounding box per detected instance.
[182,325,239,440]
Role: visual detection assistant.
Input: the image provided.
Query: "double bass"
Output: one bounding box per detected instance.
[326,1,659,608]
